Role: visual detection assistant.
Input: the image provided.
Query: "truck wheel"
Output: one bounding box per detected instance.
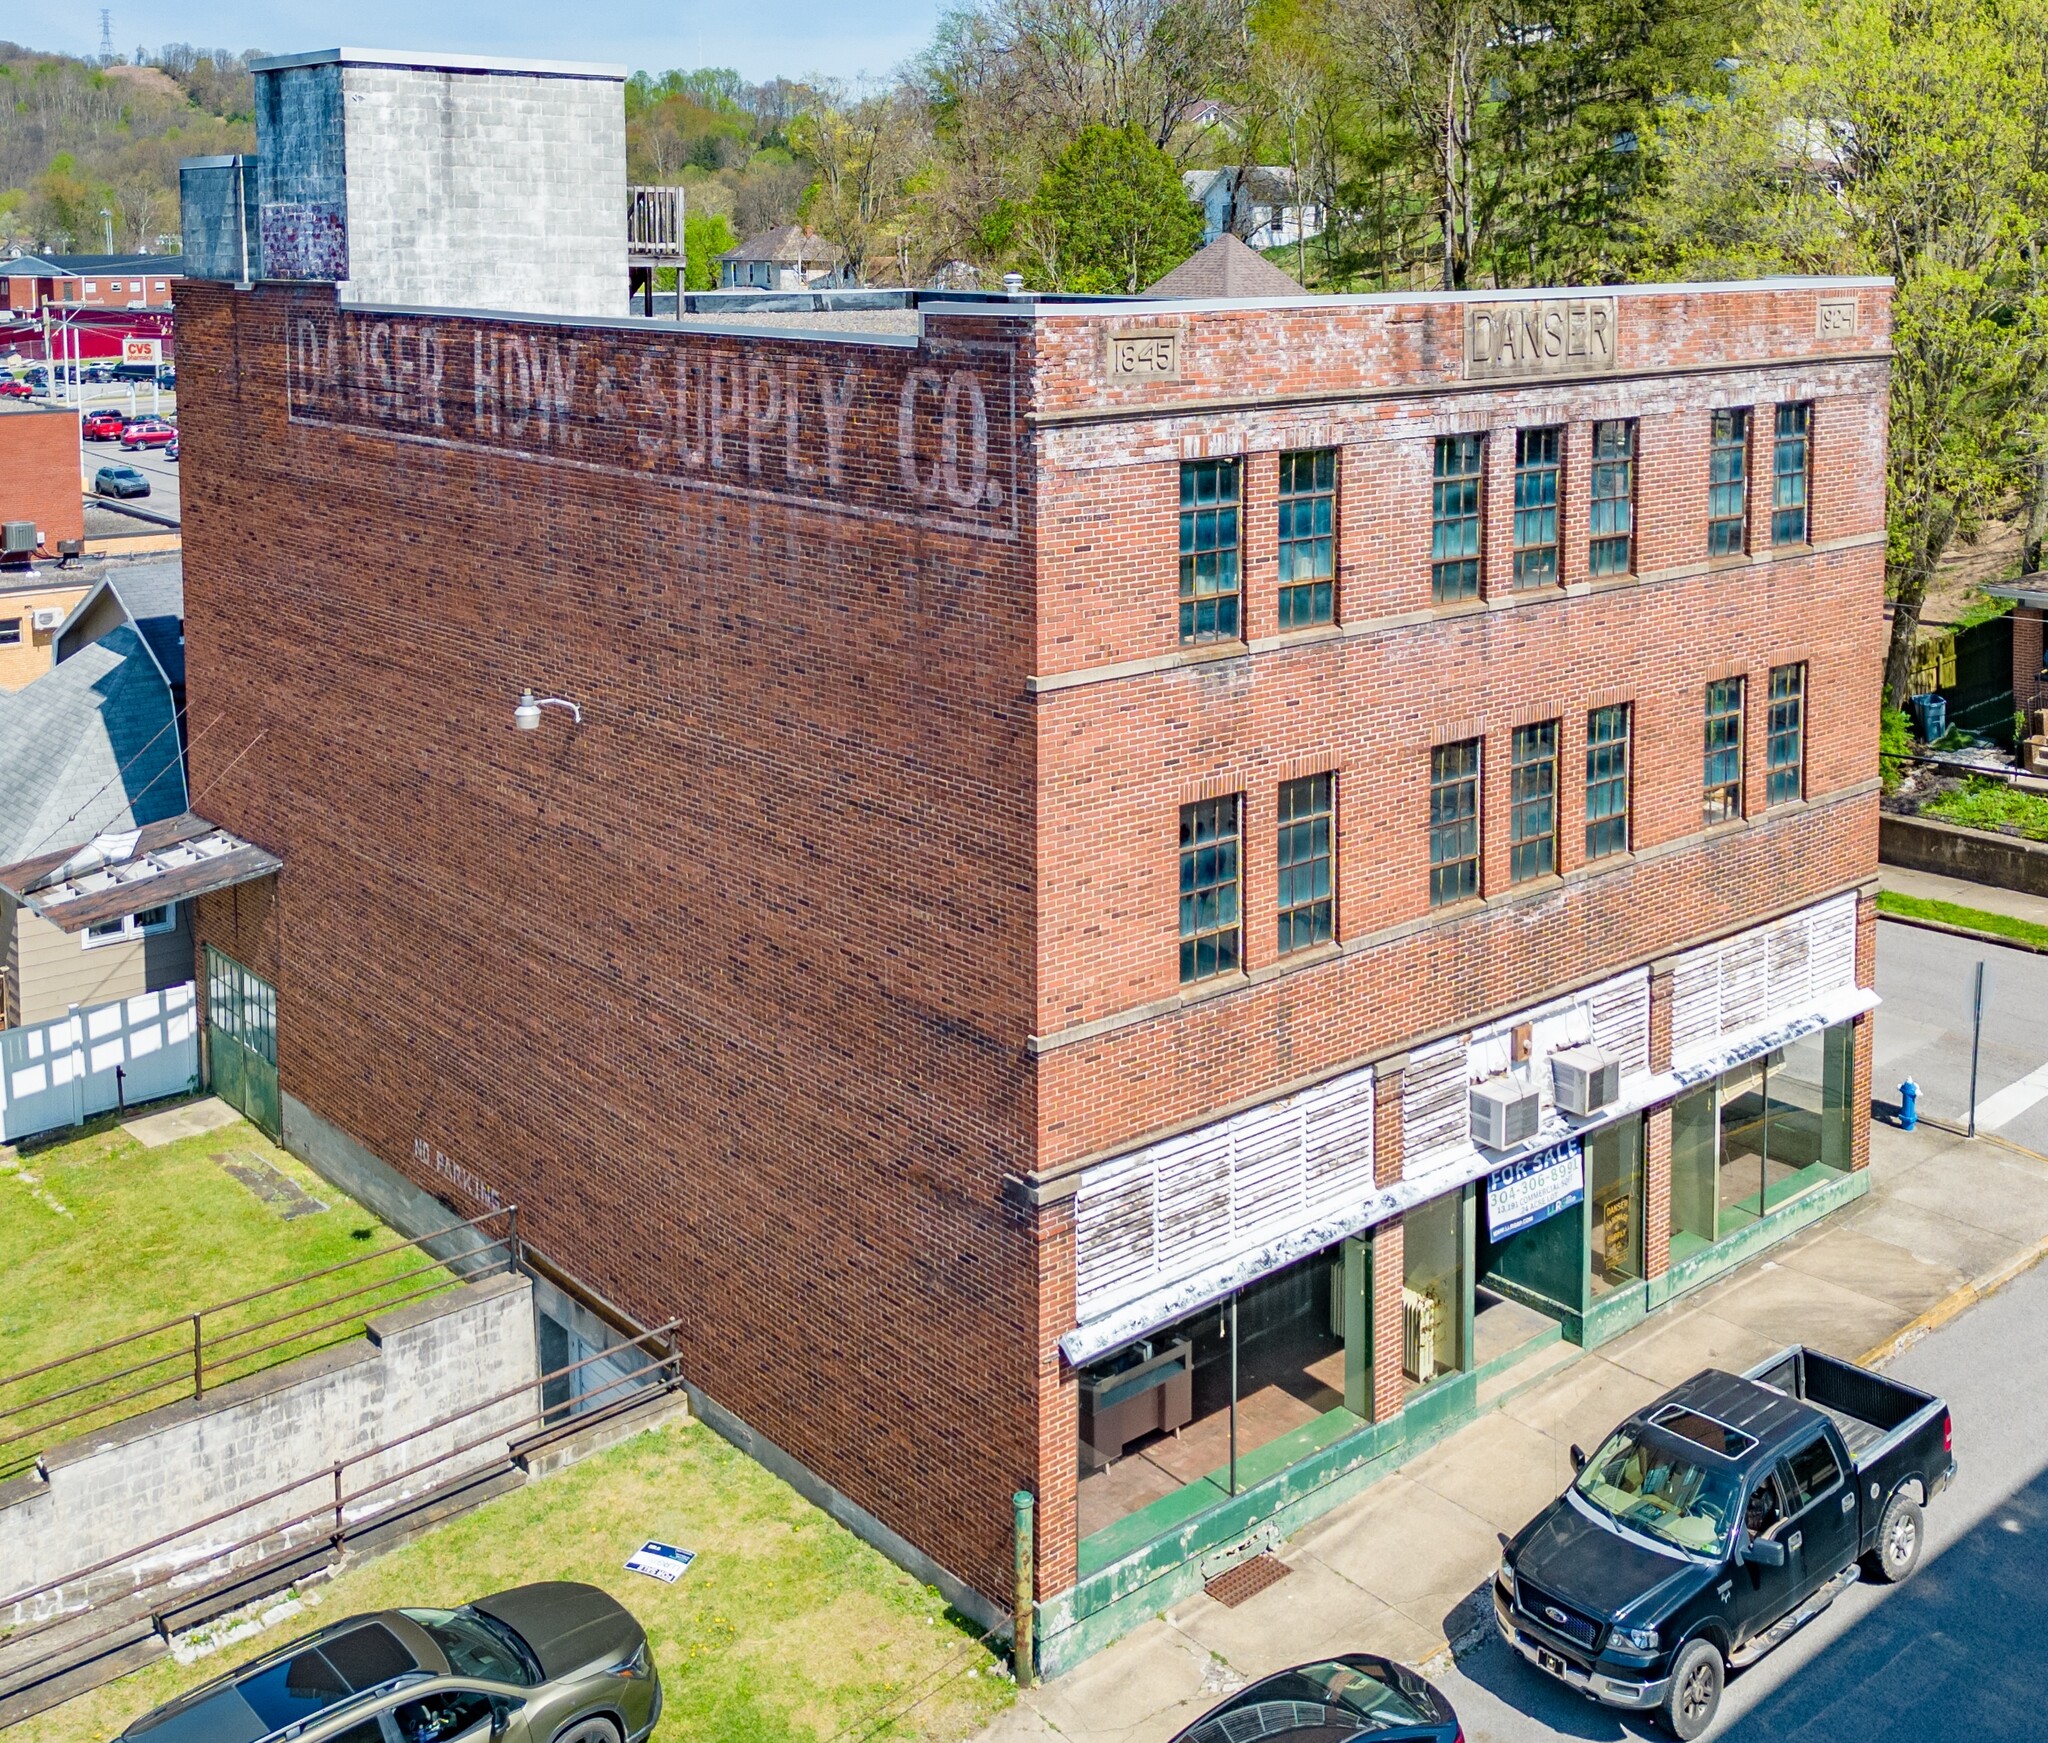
[1659,1639,1724,1740]
[1862,1489,1924,1584]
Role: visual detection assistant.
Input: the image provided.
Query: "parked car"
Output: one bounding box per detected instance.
[93,465,150,499]
[82,408,127,439]
[165,435,179,461]
[0,378,32,400]
[1168,1654,1461,1742]
[120,417,177,451]
[1495,1347,1954,1739]
[117,1582,661,1743]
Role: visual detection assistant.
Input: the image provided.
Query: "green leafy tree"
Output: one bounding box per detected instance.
[683,210,739,290]
[1643,0,2048,706]
[1026,122,1206,289]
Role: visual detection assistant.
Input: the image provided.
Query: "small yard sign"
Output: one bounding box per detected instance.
[625,1541,696,1584]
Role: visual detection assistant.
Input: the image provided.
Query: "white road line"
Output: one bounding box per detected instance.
[1975,1060,2048,1132]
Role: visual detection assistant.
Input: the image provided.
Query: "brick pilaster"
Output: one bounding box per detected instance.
[1035,1195,1080,1599]
[1371,1217,1406,1423]
[1643,1105,1673,1280]
[1850,1014,1874,1172]
[1374,1053,1407,1187]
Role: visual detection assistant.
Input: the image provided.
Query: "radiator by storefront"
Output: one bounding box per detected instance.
[1402,1287,1441,1384]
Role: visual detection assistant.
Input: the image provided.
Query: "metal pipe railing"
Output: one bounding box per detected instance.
[0,1208,518,1474]
[0,1324,682,1667]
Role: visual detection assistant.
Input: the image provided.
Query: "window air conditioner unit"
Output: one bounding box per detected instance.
[1552,1045,1622,1117]
[1,521,36,555]
[31,606,65,631]
[1471,1074,1542,1149]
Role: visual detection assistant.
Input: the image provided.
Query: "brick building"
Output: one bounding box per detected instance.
[150,51,1888,1677]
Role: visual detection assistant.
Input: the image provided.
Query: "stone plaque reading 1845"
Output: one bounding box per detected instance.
[1464,297,1617,381]
[1107,329,1180,381]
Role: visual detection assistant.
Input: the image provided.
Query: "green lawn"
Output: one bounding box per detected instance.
[0,1104,448,1469]
[38,1417,1014,1743]
[1876,889,2048,951]
[1922,775,2048,842]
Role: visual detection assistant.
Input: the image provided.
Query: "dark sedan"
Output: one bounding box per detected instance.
[119,1582,659,1743]
[93,465,150,499]
[1169,1654,1462,1742]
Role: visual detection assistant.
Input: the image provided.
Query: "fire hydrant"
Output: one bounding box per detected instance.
[1899,1079,1920,1131]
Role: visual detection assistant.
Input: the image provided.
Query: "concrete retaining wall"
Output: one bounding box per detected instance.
[0,1273,537,1622]
[1880,812,2048,899]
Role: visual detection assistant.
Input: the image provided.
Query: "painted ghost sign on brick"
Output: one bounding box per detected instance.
[282,301,1021,540]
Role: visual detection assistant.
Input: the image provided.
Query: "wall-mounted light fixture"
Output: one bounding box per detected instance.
[514,689,582,732]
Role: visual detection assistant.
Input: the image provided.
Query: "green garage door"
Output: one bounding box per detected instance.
[206,947,280,1138]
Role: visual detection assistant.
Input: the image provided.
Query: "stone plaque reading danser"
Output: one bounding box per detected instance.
[1464,297,1617,382]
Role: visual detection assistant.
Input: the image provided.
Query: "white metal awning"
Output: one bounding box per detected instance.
[1057,983,1880,1367]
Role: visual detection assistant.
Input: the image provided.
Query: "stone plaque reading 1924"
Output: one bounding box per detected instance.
[1107,329,1181,381]
[1817,296,1860,339]
[1464,297,1617,381]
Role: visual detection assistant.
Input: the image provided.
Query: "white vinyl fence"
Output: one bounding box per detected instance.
[0,982,198,1141]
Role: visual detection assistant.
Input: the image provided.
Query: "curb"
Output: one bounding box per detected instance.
[1874,909,2048,957]
[1859,1224,2048,1367]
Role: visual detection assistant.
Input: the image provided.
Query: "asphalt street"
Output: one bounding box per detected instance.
[1436,1241,2048,1741]
[1871,919,2048,1146]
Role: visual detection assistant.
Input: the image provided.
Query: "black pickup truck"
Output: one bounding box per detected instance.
[1493,1345,1954,1739]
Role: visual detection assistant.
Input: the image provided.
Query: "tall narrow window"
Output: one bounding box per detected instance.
[1767,663,1806,804]
[1179,459,1242,644]
[1704,677,1745,824]
[1278,448,1337,629]
[1179,796,1242,983]
[1509,721,1558,882]
[1431,434,1484,602]
[1708,409,1750,556]
[1429,741,1481,907]
[1276,774,1335,953]
[1585,704,1632,860]
[1589,420,1635,576]
[1512,427,1562,588]
[1772,403,1811,545]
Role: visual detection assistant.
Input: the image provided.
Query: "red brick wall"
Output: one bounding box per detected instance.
[2016,608,2048,721]
[0,408,84,546]
[180,281,1047,1608]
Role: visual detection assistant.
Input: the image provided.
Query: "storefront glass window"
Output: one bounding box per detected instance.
[1670,1022,1855,1263]
[1403,1192,1466,1391]
[1074,1241,1368,1545]
[1587,1120,1644,1296]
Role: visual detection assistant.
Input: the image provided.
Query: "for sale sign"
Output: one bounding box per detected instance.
[1486,1138,1585,1240]
[122,337,161,368]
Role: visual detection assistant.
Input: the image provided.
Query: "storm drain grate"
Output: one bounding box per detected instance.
[1205,1553,1292,1607]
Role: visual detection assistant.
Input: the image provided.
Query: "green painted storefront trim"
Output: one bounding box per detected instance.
[1579,1278,1650,1347]
[1647,1168,1869,1311]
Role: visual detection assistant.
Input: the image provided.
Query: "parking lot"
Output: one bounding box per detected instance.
[55,383,184,526]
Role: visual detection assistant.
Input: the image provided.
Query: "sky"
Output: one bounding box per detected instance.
[26,0,945,85]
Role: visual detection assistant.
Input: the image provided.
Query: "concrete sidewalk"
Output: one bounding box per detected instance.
[1879,862,2048,930]
[983,1122,2048,1743]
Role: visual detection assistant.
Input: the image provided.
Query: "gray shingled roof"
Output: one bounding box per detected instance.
[0,625,186,864]
[1145,234,1305,299]
[719,225,842,265]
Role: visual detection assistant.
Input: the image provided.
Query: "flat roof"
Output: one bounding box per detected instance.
[250,47,627,80]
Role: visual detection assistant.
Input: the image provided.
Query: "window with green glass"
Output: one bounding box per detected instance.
[1704,677,1744,824]
[1179,459,1242,643]
[1276,773,1335,953]
[1772,403,1811,545]
[1429,740,1481,907]
[1509,720,1558,882]
[1431,434,1484,602]
[1708,409,1749,556]
[1585,704,1631,860]
[1179,795,1241,982]
[1767,663,1805,805]
[1589,420,1635,576]
[1278,448,1336,629]
[1512,427,1562,589]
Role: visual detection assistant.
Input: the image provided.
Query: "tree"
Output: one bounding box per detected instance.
[1026,122,1206,289]
[792,84,932,283]
[684,211,738,290]
[1643,0,2048,706]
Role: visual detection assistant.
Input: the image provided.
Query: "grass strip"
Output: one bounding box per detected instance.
[1876,889,2048,952]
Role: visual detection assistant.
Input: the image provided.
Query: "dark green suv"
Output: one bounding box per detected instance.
[117,1583,660,1743]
